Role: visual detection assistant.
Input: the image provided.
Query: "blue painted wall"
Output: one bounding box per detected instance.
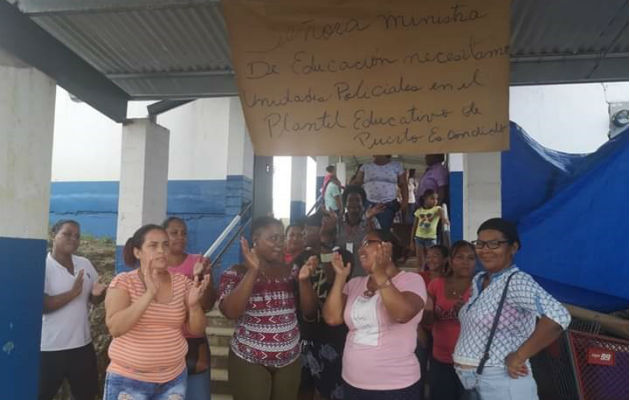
[290,200,306,224]
[50,177,252,277]
[0,237,46,400]
[449,171,463,242]
[316,176,324,201]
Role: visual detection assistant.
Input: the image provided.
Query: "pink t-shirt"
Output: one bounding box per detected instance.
[168,254,202,338]
[428,278,471,364]
[342,271,427,390]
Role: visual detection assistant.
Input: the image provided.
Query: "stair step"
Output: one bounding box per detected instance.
[212,394,233,400]
[207,326,235,336]
[211,368,228,382]
[210,345,229,357]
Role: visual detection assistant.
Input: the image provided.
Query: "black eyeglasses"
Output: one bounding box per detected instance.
[471,240,510,250]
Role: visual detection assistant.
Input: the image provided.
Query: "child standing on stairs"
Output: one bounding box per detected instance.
[410,189,450,273]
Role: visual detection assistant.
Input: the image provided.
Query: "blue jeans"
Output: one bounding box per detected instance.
[104,369,187,400]
[185,369,210,400]
[454,365,538,400]
[415,237,437,249]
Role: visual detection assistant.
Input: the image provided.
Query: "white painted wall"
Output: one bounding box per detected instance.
[158,98,230,180]
[52,88,121,182]
[52,90,248,182]
[509,82,628,153]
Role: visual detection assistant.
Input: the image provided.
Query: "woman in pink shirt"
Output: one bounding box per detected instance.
[323,231,426,399]
[163,217,216,400]
[424,240,475,400]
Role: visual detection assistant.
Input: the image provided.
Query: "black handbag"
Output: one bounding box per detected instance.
[461,271,518,399]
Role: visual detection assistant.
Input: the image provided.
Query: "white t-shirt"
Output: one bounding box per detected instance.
[360,161,404,203]
[41,253,98,351]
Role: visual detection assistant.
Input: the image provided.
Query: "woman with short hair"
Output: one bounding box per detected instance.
[219,216,318,400]
[453,218,571,400]
[322,231,426,399]
[39,220,106,400]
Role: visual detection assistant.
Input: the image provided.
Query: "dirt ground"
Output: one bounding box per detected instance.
[53,235,115,400]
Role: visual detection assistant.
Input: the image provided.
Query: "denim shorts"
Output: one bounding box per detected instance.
[454,365,539,400]
[414,237,437,249]
[104,368,187,400]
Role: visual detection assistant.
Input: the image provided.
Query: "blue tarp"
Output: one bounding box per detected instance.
[502,122,629,312]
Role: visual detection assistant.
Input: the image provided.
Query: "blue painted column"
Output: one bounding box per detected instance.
[0,59,56,399]
[115,119,170,272]
[290,156,307,223]
[448,153,464,242]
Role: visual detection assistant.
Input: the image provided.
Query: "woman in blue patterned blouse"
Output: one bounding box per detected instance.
[453,218,570,400]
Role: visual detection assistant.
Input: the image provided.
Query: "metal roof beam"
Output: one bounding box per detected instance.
[113,73,238,99]
[147,99,194,116]
[18,0,219,15]
[510,54,629,85]
[0,1,129,122]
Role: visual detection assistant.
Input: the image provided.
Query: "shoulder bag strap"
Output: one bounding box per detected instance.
[476,271,518,375]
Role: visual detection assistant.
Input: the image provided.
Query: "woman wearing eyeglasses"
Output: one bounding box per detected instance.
[322,231,426,399]
[453,218,570,400]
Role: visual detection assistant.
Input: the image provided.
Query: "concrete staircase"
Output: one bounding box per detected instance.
[207,308,234,400]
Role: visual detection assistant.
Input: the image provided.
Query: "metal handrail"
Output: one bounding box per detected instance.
[306,194,323,216]
[209,215,252,271]
[203,202,252,260]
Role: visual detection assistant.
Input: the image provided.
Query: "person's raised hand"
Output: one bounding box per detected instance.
[187,274,211,309]
[143,259,160,297]
[71,269,85,297]
[331,251,351,279]
[193,255,211,278]
[366,203,386,219]
[371,242,392,277]
[298,255,318,282]
[240,237,260,272]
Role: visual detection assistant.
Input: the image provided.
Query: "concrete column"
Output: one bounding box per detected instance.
[0,57,56,399]
[463,152,502,241]
[222,97,254,272]
[315,156,329,199]
[290,156,308,223]
[448,153,464,241]
[336,160,347,187]
[115,118,170,272]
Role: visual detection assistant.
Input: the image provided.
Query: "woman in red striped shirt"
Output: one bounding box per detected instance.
[103,224,210,400]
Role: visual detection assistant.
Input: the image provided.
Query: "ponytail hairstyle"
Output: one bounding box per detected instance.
[122,224,165,268]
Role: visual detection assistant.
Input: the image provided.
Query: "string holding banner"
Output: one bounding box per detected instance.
[222,0,510,156]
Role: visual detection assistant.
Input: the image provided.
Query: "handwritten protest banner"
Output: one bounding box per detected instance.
[222,0,510,156]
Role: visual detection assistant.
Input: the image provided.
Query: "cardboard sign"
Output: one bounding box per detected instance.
[587,347,615,366]
[222,0,510,156]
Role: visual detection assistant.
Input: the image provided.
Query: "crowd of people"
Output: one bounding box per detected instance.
[39,154,571,400]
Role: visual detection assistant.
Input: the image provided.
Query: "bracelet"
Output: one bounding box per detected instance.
[375,279,392,291]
